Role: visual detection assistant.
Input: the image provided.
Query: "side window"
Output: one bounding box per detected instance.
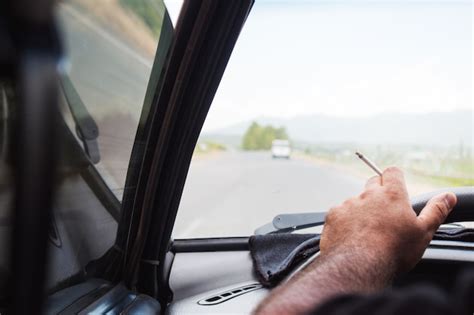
[57,0,169,199]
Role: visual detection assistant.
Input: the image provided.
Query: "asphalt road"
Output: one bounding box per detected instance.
[173,152,365,238]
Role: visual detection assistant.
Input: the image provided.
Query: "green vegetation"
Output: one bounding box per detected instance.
[194,141,227,154]
[119,0,164,36]
[241,122,289,150]
[414,173,474,187]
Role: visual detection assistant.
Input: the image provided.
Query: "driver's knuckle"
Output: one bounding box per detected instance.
[433,201,448,219]
[326,207,339,223]
[385,166,401,174]
[384,186,402,200]
[342,198,354,207]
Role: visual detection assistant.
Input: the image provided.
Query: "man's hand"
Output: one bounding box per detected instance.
[254,167,457,315]
[320,166,457,273]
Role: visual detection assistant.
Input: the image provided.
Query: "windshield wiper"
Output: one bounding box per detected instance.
[254,213,469,235]
[254,212,326,235]
[60,74,100,164]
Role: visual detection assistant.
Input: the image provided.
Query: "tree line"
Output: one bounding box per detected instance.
[242,122,289,150]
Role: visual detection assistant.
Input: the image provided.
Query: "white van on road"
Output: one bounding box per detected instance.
[271,139,291,159]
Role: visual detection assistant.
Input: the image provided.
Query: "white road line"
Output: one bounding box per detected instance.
[60,4,153,69]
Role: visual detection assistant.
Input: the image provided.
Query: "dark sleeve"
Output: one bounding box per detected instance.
[308,269,474,315]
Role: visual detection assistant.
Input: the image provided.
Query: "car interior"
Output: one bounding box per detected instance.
[0,0,472,314]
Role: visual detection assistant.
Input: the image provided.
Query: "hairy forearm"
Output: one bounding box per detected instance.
[254,247,397,315]
[254,169,455,315]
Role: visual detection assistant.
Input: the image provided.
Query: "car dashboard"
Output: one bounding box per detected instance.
[166,240,473,314]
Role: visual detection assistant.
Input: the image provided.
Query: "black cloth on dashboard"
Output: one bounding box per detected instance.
[434,227,474,242]
[310,269,474,315]
[249,229,474,287]
[249,233,320,287]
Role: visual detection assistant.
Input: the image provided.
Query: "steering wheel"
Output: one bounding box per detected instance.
[411,186,474,223]
[285,186,474,282]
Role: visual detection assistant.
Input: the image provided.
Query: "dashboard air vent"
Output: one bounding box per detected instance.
[198,283,262,306]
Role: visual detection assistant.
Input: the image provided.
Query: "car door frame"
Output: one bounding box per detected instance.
[114,0,255,307]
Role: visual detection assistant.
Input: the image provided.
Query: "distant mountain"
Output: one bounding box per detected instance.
[203,110,473,147]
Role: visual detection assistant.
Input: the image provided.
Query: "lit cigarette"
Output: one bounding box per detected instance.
[355,151,383,176]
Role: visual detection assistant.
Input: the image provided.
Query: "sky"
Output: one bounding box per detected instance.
[164,1,473,132]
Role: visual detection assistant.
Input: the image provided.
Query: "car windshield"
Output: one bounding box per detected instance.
[173,0,473,238]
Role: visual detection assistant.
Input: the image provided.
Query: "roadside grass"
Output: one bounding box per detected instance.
[412,172,474,187]
[295,150,473,194]
[119,0,164,36]
[193,141,227,156]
